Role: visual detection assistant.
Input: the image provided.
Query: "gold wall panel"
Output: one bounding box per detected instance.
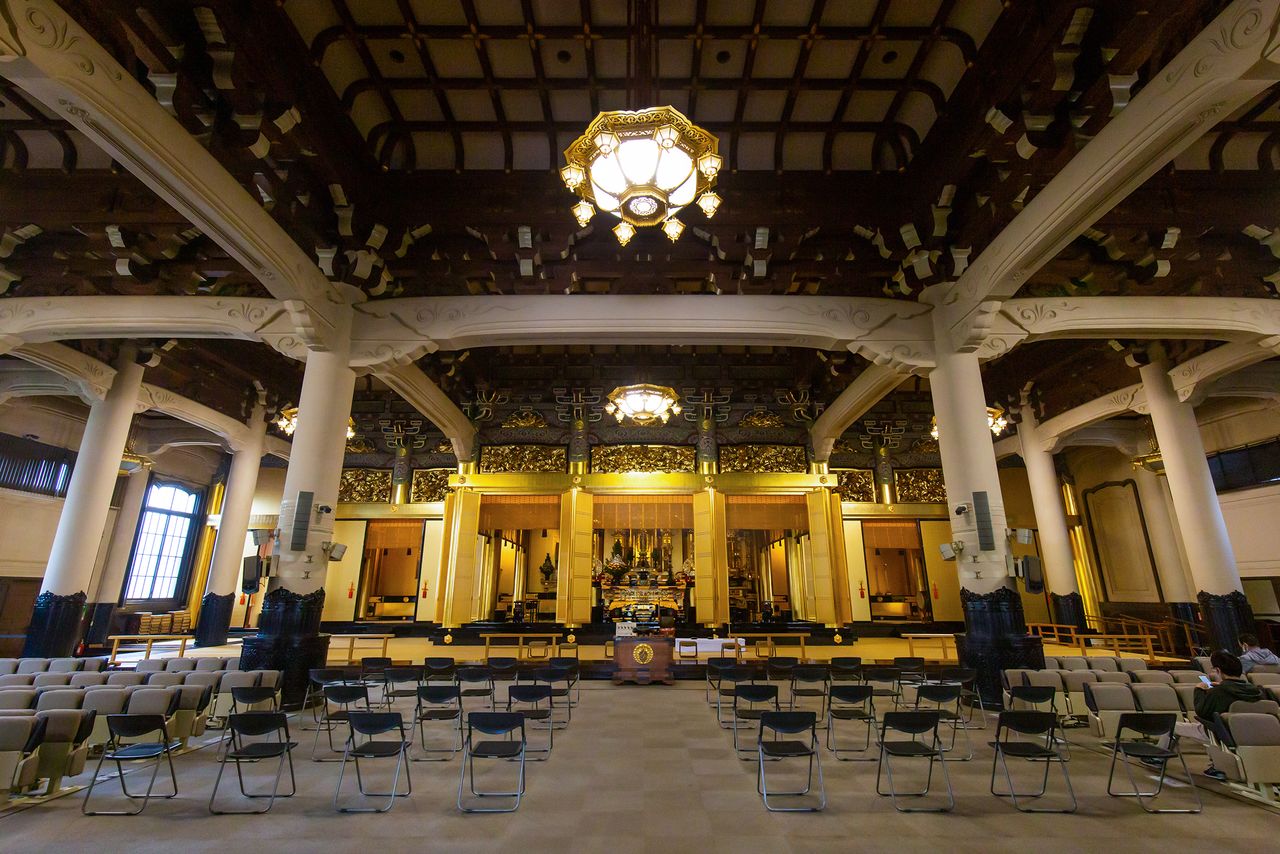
[591,444,696,473]
[479,444,567,473]
[739,408,785,428]
[501,409,548,428]
[410,468,451,503]
[339,468,392,504]
[719,444,807,473]
[833,469,875,502]
[894,468,947,503]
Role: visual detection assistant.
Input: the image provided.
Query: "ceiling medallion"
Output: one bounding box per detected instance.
[604,383,683,426]
[929,407,1008,440]
[275,406,356,441]
[561,106,722,245]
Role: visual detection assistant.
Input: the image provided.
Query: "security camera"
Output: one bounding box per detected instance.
[316,505,333,515]
[954,503,970,516]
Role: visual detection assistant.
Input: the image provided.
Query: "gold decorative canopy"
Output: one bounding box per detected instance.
[561,106,721,245]
[604,383,683,426]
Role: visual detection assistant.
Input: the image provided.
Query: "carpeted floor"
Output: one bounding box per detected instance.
[2,682,1276,854]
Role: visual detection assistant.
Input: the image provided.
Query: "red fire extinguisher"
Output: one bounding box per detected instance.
[932,581,940,600]
[347,582,355,599]
[858,581,866,599]
[421,583,429,598]
[239,593,246,605]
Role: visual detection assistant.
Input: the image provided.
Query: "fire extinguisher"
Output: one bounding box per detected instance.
[421,583,429,598]
[239,593,246,605]
[932,581,940,600]
[858,581,866,599]
[347,582,355,599]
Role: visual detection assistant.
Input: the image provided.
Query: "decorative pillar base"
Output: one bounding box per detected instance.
[194,592,236,647]
[1197,590,1254,654]
[240,588,329,708]
[1050,592,1088,633]
[955,587,1044,710]
[22,591,87,658]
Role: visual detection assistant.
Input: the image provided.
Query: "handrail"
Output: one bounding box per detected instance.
[1074,632,1157,662]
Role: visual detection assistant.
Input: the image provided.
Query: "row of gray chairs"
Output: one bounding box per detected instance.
[132,657,238,674]
[0,658,108,675]
[1043,655,1148,673]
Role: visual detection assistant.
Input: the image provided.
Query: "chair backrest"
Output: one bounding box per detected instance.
[1248,673,1280,687]
[384,666,423,684]
[309,668,348,685]
[1117,657,1149,673]
[229,711,289,738]
[126,687,178,717]
[456,666,492,685]
[0,716,39,752]
[194,657,227,672]
[486,657,519,676]
[1009,685,1056,706]
[1193,656,1213,673]
[46,658,83,673]
[219,671,259,692]
[175,683,213,712]
[1024,671,1064,691]
[1042,656,1060,670]
[705,657,736,674]
[829,656,862,674]
[894,657,926,676]
[938,666,976,686]
[35,689,83,712]
[997,710,1058,739]
[735,683,779,705]
[1058,670,1099,692]
[165,658,197,672]
[1131,684,1181,712]
[864,666,900,685]
[1133,670,1175,685]
[0,659,17,675]
[32,673,72,689]
[81,689,128,717]
[792,665,828,685]
[347,710,404,737]
[360,657,392,675]
[1092,670,1133,684]
[1001,669,1034,691]
[1084,683,1136,714]
[759,710,815,735]
[106,713,168,740]
[69,672,108,688]
[1229,699,1280,715]
[106,672,147,687]
[323,684,369,706]
[134,659,167,673]
[256,670,283,691]
[424,657,456,672]
[1224,712,1280,747]
[508,684,553,705]
[719,665,755,685]
[418,685,461,704]
[829,684,874,705]
[0,689,36,710]
[146,672,185,688]
[467,711,523,736]
[916,683,961,705]
[182,671,221,694]
[1116,711,1177,739]
[231,686,277,706]
[16,659,49,674]
[1088,656,1119,672]
[881,710,940,736]
[1057,656,1089,671]
[0,674,34,688]
[1169,670,1207,684]
[36,708,89,744]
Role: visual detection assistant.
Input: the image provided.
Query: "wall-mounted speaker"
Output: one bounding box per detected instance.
[241,556,262,594]
[1022,555,1044,594]
[1015,527,1034,545]
[973,491,995,551]
[251,529,269,546]
[290,491,313,552]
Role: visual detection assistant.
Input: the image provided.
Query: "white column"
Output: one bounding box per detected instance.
[89,467,150,602]
[205,405,268,597]
[1017,404,1078,597]
[273,326,356,593]
[1138,352,1240,595]
[42,344,145,595]
[1131,466,1194,602]
[929,345,1009,592]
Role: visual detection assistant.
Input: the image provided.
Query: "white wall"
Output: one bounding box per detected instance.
[1219,483,1280,578]
[0,487,115,582]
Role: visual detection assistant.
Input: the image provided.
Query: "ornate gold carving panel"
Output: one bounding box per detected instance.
[479,445,567,473]
[718,444,807,473]
[834,469,876,502]
[501,409,548,428]
[894,468,947,503]
[591,444,696,473]
[410,469,451,503]
[739,408,785,428]
[339,468,392,503]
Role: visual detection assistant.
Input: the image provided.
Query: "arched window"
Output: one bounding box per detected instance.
[123,481,203,603]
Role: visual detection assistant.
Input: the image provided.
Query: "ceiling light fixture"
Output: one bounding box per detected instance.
[604,383,683,426]
[929,407,1009,440]
[561,106,722,245]
[275,406,356,441]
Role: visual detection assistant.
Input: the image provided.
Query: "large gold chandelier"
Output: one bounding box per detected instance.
[930,407,1009,440]
[605,384,683,425]
[275,406,356,441]
[561,106,722,246]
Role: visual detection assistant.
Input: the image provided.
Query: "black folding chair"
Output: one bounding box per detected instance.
[507,684,555,758]
[829,656,863,683]
[914,683,972,760]
[716,666,756,729]
[733,683,780,758]
[757,711,825,812]
[209,712,297,814]
[303,668,349,728]
[549,657,581,707]
[1106,712,1202,813]
[790,665,830,726]
[312,684,370,761]
[894,657,927,705]
[413,685,463,761]
[487,657,520,707]
[864,666,902,710]
[383,667,423,711]
[705,656,736,706]
[360,657,393,706]
[82,714,179,815]
[525,667,570,729]
[876,710,953,813]
[334,711,413,813]
[939,666,986,729]
[766,656,798,705]
[458,712,526,813]
[827,684,877,760]
[990,711,1076,813]
[456,666,495,712]
[424,657,457,683]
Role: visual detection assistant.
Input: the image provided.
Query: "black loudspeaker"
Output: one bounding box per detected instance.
[973,491,996,551]
[290,491,313,552]
[1022,555,1045,594]
[242,556,262,594]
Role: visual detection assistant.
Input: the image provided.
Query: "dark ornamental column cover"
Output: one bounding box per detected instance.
[239,588,330,708]
[955,586,1045,709]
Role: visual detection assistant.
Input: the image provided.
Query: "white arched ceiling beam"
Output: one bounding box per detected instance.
[348,295,936,371]
[372,362,476,462]
[977,297,1280,359]
[936,0,1280,350]
[0,0,347,349]
[809,364,908,464]
[0,361,88,404]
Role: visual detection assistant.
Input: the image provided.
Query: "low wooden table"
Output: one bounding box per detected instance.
[107,634,194,666]
[613,635,674,685]
[479,632,563,660]
[735,632,809,659]
[903,633,957,661]
[327,633,394,665]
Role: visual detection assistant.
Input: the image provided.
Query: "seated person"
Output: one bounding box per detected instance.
[1239,633,1280,674]
[1162,650,1264,780]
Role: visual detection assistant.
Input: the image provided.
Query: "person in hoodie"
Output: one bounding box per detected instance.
[1180,650,1265,781]
[1238,633,1280,674]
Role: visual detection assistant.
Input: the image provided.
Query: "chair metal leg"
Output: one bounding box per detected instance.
[990,745,1077,813]
[1108,747,1203,814]
[82,743,177,816]
[412,715,463,761]
[335,746,412,813]
[827,712,877,761]
[457,742,526,812]
[876,740,954,812]
[757,742,826,812]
